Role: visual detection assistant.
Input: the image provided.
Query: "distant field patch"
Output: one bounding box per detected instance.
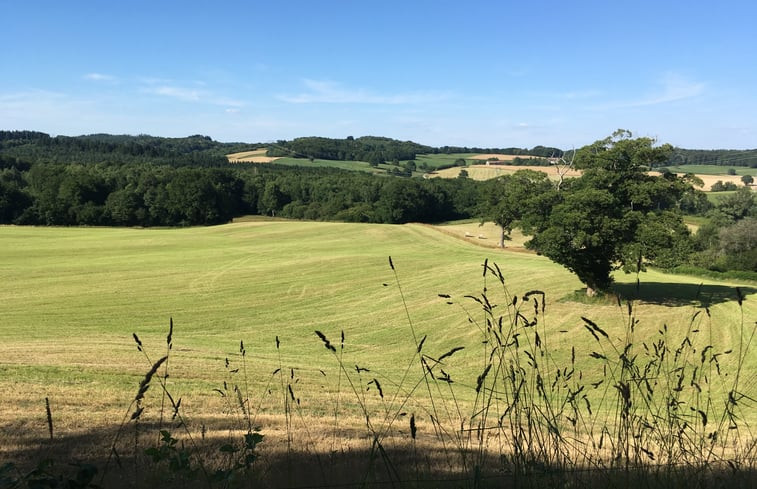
[431,165,749,191]
[272,157,388,173]
[430,164,581,181]
[433,220,531,249]
[227,149,280,163]
[652,170,748,191]
[468,154,518,161]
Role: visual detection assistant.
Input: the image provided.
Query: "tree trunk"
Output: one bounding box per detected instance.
[585,286,596,297]
[499,226,505,248]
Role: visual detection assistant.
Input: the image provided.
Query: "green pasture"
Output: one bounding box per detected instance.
[264,156,388,174]
[661,164,757,176]
[1,221,755,440]
[706,190,740,205]
[414,153,477,169]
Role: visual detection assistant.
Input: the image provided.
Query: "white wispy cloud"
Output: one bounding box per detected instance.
[278,79,450,105]
[537,89,603,100]
[84,72,116,82]
[593,73,705,110]
[148,85,203,102]
[638,73,705,106]
[142,83,244,108]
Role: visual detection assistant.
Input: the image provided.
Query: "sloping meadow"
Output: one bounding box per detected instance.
[1,220,754,487]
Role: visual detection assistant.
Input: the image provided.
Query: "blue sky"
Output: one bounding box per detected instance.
[2,0,756,149]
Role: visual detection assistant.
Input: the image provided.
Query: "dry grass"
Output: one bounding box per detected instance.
[433,165,745,192]
[430,164,581,181]
[227,149,280,163]
[651,171,747,191]
[429,221,532,249]
[468,154,525,161]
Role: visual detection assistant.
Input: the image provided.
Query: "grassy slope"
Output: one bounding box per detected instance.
[1,221,754,445]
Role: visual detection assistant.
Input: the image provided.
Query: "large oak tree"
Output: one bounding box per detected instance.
[528,130,693,295]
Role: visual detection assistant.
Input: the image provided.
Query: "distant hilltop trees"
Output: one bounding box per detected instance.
[0,130,257,167]
[667,148,757,168]
[266,136,565,164]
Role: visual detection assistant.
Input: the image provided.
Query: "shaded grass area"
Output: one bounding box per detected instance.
[7,430,756,488]
[614,281,757,307]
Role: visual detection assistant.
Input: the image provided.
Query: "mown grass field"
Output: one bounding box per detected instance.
[1,220,755,465]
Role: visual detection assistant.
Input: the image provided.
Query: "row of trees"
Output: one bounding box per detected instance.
[0,131,253,167]
[265,136,433,163]
[434,144,564,158]
[668,148,757,168]
[266,137,570,164]
[0,163,481,227]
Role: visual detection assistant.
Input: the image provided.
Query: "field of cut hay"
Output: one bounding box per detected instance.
[227,149,280,163]
[430,164,581,181]
[1,221,754,487]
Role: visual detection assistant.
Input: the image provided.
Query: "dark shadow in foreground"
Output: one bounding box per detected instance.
[3,427,756,489]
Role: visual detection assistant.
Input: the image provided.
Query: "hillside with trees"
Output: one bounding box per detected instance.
[1,129,754,283]
[0,130,256,167]
[266,136,565,166]
[666,148,757,168]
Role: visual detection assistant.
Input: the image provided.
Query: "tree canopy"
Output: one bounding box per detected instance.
[528,130,694,294]
[480,170,556,248]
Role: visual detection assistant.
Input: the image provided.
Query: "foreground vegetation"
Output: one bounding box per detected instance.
[1,221,755,487]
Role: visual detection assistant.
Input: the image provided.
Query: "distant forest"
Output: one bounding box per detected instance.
[0,130,254,167]
[667,148,757,168]
[266,135,565,164]
[0,131,480,227]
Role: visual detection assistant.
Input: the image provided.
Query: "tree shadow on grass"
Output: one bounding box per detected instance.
[612,281,756,307]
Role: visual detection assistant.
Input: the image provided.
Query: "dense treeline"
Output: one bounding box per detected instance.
[267,136,566,163]
[0,131,256,167]
[667,148,757,168]
[266,136,433,164]
[434,144,564,158]
[0,162,481,227]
